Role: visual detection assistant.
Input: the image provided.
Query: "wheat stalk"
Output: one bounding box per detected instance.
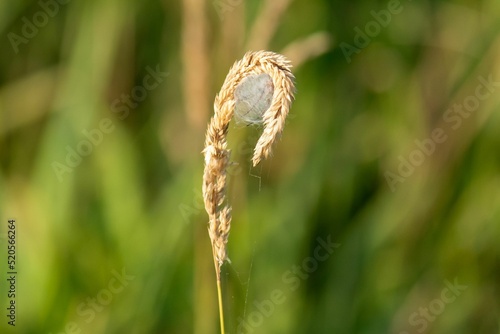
[202,50,295,333]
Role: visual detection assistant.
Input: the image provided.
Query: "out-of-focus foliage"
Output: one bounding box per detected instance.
[0,0,499,333]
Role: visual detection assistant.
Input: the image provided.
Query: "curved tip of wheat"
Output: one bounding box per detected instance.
[246,51,296,166]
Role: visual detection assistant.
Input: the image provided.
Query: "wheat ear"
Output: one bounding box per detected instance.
[202,50,295,332]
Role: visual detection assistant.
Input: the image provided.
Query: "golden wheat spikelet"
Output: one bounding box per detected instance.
[202,49,295,334]
[203,50,295,278]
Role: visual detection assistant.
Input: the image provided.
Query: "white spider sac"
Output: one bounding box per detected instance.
[234,73,274,125]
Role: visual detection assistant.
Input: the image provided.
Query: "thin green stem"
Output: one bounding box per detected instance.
[216,277,225,334]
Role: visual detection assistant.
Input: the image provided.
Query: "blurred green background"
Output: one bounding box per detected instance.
[1,0,500,333]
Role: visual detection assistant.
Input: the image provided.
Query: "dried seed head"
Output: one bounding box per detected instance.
[203,50,295,276]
